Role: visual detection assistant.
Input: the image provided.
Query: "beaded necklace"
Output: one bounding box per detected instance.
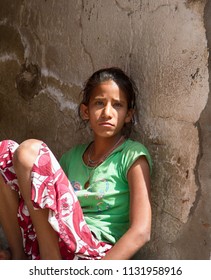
[87,135,124,167]
[84,135,124,188]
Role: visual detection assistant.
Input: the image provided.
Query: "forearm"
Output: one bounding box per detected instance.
[101,227,150,260]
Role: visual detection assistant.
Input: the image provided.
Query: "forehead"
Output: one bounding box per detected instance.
[91,80,127,100]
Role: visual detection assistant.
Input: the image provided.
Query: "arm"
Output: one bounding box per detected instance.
[102,156,152,260]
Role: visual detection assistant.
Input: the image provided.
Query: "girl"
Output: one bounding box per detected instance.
[0,67,152,260]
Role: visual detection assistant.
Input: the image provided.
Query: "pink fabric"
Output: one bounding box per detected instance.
[0,140,112,260]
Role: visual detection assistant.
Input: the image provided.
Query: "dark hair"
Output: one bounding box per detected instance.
[78,67,138,137]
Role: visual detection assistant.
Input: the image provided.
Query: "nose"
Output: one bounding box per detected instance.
[102,103,112,118]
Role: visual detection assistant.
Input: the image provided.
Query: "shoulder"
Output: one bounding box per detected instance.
[61,143,88,158]
[122,139,151,159]
[120,139,152,174]
[123,139,149,152]
[59,143,88,168]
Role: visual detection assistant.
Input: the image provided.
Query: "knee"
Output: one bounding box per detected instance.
[13,139,43,170]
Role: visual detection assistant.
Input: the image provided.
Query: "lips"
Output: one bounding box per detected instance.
[98,122,114,127]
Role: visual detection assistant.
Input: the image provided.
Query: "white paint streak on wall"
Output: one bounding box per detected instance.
[40,86,77,112]
[0,53,21,65]
[41,68,62,82]
[41,68,78,111]
[18,29,31,60]
[0,18,8,25]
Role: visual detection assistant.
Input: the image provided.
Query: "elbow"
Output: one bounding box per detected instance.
[141,230,151,245]
[135,227,151,246]
[145,231,151,243]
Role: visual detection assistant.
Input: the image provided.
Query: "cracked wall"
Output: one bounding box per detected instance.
[0,0,210,259]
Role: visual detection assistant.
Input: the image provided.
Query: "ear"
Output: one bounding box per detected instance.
[124,109,134,123]
[80,104,89,120]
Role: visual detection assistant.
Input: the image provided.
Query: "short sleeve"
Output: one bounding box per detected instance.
[120,140,152,180]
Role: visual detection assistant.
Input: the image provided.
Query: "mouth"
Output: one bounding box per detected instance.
[98,122,114,127]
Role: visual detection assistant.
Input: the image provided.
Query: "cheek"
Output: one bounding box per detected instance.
[95,108,105,116]
[89,111,100,122]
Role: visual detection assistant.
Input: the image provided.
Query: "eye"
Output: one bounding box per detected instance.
[113,102,123,108]
[95,100,104,106]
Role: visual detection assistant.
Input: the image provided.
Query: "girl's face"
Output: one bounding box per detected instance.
[80,80,133,139]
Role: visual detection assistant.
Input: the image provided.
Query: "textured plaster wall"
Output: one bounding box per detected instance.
[0,0,210,259]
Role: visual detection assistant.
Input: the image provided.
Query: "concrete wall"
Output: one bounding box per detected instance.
[0,0,210,259]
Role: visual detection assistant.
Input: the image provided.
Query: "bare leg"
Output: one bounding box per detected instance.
[13,139,62,260]
[0,174,26,259]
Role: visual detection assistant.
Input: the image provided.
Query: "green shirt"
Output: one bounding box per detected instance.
[59,139,152,244]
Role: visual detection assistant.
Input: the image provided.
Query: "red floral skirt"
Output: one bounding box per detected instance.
[0,140,112,260]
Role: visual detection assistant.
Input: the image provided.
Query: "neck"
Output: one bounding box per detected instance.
[94,135,123,153]
[87,135,124,167]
